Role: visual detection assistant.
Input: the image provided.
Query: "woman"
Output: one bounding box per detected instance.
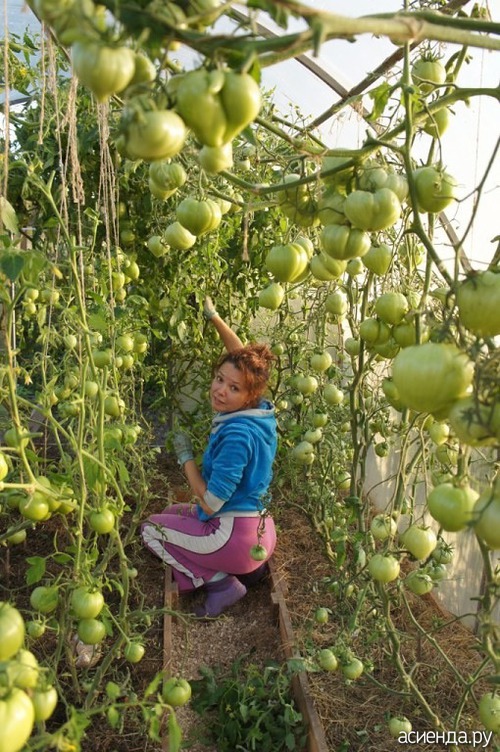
[141,298,278,617]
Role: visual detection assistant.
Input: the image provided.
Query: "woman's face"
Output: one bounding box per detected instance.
[210,362,252,413]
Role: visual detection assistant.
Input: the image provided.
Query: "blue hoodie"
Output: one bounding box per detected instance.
[198,399,277,520]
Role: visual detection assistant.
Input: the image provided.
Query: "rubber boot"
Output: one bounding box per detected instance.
[236,562,269,588]
[195,575,247,618]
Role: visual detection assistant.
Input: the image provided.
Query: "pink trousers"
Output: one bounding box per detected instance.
[141,503,276,592]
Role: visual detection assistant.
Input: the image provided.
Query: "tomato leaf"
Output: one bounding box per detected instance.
[0,249,25,281]
[366,82,393,122]
[246,0,292,28]
[167,710,182,752]
[0,197,19,234]
[25,556,46,585]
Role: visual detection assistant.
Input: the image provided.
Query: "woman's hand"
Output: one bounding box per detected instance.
[172,432,194,466]
[203,296,218,320]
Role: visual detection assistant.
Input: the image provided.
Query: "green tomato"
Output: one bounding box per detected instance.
[456,270,500,338]
[374,292,409,326]
[401,525,437,560]
[31,686,58,722]
[368,553,400,583]
[89,508,115,534]
[411,58,446,93]
[198,142,234,174]
[72,41,136,102]
[427,482,478,532]
[422,107,451,138]
[249,544,268,561]
[342,657,364,680]
[0,451,9,481]
[19,493,50,522]
[0,688,34,752]
[412,166,457,213]
[30,586,59,614]
[258,283,284,311]
[124,109,187,162]
[163,221,196,251]
[388,716,412,738]
[314,607,329,625]
[359,317,391,346]
[391,342,474,417]
[317,189,348,226]
[124,642,145,664]
[303,427,323,444]
[344,188,402,231]
[77,618,106,645]
[362,243,392,276]
[71,587,105,620]
[92,349,113,368]
[344,337,360,357]
[473,485,500,550]
[478,692,500,733]
[265,243,308,283]
[323,384,344,406]
[370,514,397,541]
[310,351,332,372]
[320,224,371,260]
[312,412,328,428]
[0,603,25,661]
[317,648,338,671]
[431,541,454,564]
[176,198,222,237]
[296,375,319,395]
[291,441,315,465]
[404,570,434,595]
[325,290,348,316]
[26,620,46,639]
[162,677,192,707]
[7,649,39,689]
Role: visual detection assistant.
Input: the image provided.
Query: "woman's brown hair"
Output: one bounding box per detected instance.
[215,344,277,407]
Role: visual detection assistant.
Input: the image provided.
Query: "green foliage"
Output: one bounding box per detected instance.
[190,659,308,752]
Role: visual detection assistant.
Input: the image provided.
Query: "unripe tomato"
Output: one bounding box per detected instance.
[265,243,308,283]
[296,375,319,395]
[412,166,457,213]
[325,290,348,316]
[77,618,106,645]
[368,553,400,583]
[93,349,113,368]
[72,42,136,102]
[405,570,434,595]
[0,451,9,481]
[320,224,371,260]
[317,648,338,671]
[323,384,344,406]
[314,607,329,624]
[456,270,500,338]
[7,649,39,689]
[478,692,500,733]
[291,441,315,465]
[31,686,58,722]
[422,107,450,138]
[401,524,437,560]
[427,482,478,532]
[388,716,412,738]
[124,109,187,162]
[370,514,397,541]
[0,602,25,661]
[473,485,500,549]
[89,508,115,534]
[374,292,409,325]
[199,142,233,174]
[162,677,192,707]
[164,221,196,250]
[342,657,364,680]
[30,585,59,614]
[124,642,145,664]
[258,283,284,310]
[362,243,392,275]
[411,58,446,93]
[0,688,34,752]
[71,587,105,620]
[249,544,268,561]
[344,188,402,231]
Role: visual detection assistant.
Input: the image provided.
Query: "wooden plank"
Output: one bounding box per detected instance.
[269,559,329,752]
[162,565,179,752]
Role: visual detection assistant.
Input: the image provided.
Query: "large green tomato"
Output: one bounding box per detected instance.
[310,253,347,281]
[265,243,308,283]
[401,525,437,560]
[404,570,434,595]
[411,58,446,93]
[258,282,284,310]
[198,142,234,174]
[175,69,260,146]
[0,688,35,752]
[374,292,409,326]
[296,375,319,395]
[317,648,338,671]
[422,107,451,138]
[325,290,348,316]
[359,317,391,346]
[77,618,106,645]
[323,384,344,406]
[456,270,500,338]
[427,483,478,532]
[291,441,315,465]
[89,508,115,534]
[71,586,105,620]
[162,677,192,707]
[124,109,187,162]
[71,42,136,101]
[478,692,500,734]
[176,198,221,236]
[149,161,186,191]
[0,451,9,481]
[341,657,364,680]
[317,190,347,226]
[447,396,498,447]
[0,603,25,661]
[388,716,412,738]
[412,166,457,213]
[164,221,196,250]
[344,188,402,231]
[30,586,59,614]
[320,224,371,260]
[391,342,474,416]
[368,553,400,583]
[473,486,500,549]
[310,351,332,372]
[124,642,145,664]
[31,686,58,722]
[7,649,39,689]
[362,243,392,276]
[370,514,397,541]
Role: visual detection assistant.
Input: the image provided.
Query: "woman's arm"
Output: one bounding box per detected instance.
[209,314,244,353]
[204,296,244,352]
[183,459,215,516]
